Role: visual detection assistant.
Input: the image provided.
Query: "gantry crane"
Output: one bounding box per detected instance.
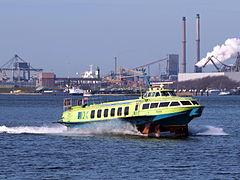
[203,55,234,72]
[0,54,43,82]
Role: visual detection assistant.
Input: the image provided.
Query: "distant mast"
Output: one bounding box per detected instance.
[114,57,117,79]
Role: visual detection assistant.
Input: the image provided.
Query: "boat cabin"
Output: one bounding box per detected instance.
[143,87,176,98]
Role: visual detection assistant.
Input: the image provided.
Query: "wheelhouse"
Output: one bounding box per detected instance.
[143,88,176,98]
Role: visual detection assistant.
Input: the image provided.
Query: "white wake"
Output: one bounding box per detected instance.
[0,120,141,136]
[0,124,68,135]
[0,123,228,137]
[189,125,229,136]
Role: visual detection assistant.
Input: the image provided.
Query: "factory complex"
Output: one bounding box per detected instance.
[179,72,240,82]
[1,14,240,93]
[0,54,179,90]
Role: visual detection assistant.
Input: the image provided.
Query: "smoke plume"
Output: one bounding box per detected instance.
[196,38,240,67]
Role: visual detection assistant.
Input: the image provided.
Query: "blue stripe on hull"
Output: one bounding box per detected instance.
[125,107,203,126]
[123,111,191,126]
[63,119,114,128]
[60,107,203,128]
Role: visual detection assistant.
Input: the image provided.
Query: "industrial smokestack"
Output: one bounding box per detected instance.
[182,17,186,73]
[195,14,202,72]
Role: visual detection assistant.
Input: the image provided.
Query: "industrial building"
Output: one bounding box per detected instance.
[178,72,240,82]
[37,67,101,89]
[132,54,179,81]
[1,53,179,90]
[179,14,240,83]
[6,14,240,91]
[179,54,240,82]
[101,54,179,88]
[0,56,102,89]
[36,73,56,88]
[167,54,179,79]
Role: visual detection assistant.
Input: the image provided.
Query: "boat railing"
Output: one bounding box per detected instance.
[63,95,138,110]
[63,98,72,111]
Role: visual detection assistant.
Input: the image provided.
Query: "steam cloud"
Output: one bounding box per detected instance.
[196,38,240,67]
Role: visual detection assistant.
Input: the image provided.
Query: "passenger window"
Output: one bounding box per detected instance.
[135,104,139,111]
[148,92,155,97]
[169,91,176,96]
[142,103,150,109]
[159,102,170,107]
[90,110,95,119]
[180,101,192,105]
[97,109,102,118]
[78,112,82,119]
[170,101,180,106]
[155,92,160,97]
[104,109,108,117]
[117,107,122,116]
[161,92,169,96]
[150,103,158,108]
[191,101,199,105]
[124,106,129,116]
[110,108,115,117]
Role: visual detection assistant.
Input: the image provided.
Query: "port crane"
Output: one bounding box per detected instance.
[0,54,43,82]
[133,57,168,75]
[103,67,147,87]
[103,67,143,81]
[118,67,143,79]
[202,55,233,72]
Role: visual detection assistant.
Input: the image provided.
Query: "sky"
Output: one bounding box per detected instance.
[0,0,239,77]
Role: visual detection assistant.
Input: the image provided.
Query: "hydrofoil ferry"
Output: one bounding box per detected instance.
[57,84,204,137]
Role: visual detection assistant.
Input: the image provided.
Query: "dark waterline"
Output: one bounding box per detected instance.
[0,95,239,179]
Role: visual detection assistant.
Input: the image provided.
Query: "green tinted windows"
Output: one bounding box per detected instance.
[97,109,102,118]
[124,107,129,116]
[150,103,159,108]
[159,102,170,107]
[110,108,115,117]
[142,103,150,109]
[155,92,160,97]
[135,104,139,111]
[104,109,108,117]
[181,101,192,105]
[117,107,122,116]
[90,110,95,119]
[170,101,180,106]
[191,101,199,105]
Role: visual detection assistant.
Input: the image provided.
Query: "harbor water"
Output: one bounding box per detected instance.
[0,95,239,179]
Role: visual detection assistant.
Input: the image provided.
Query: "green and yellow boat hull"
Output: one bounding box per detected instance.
[58,87,204,137]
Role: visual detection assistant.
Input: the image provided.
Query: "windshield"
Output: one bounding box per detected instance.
[144,91,176,97]
[161,91,176,96]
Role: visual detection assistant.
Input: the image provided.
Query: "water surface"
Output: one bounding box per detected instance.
[0,95,239,179]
